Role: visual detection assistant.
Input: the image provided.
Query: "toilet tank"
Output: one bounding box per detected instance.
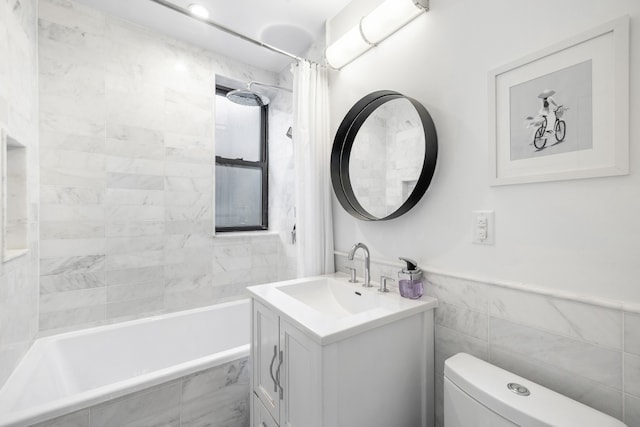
[444,353,626,427]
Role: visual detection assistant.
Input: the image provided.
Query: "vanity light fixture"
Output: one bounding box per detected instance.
[325,0,428,69]
[187,3,210,19]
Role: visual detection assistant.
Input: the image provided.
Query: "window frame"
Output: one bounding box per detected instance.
[214,85,269,232]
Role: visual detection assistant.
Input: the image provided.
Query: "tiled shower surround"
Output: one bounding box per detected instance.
[38,0,296,334]
[335,253,640,427]
[0,0,39,387]
[32,358,249,427]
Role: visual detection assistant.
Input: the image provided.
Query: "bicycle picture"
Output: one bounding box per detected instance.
[524,89,568,150]
[529,105,568,149]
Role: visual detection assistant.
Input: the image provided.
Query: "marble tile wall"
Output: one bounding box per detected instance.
[335,253,640,427]
[38,0,296,334]
[267,88,297,280]
[33,357,249,427]
[0,0,40,387]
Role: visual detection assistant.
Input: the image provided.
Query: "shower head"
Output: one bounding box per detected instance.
[226,81,292,107]
[226,88,270,107]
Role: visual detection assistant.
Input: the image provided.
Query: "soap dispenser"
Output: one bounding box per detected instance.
[398,257,424,299]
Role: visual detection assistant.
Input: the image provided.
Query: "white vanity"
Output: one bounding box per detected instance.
[247,274,438,427]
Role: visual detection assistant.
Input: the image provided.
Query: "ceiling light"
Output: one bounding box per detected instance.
[325,0,428,70]
[187,3,210,19]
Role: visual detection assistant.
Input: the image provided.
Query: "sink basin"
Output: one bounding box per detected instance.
[277,278,378,317]
[247,274,438,344]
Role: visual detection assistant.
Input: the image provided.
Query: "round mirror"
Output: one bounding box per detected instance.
[331,91,438,221]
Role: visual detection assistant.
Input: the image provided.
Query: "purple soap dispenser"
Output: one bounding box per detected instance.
[398,257,424,299]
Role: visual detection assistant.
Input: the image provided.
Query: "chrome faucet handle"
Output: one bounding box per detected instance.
[345,267,358,283]
[379,275,394,293]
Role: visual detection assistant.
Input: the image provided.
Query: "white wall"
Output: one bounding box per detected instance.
[329,0,640,304]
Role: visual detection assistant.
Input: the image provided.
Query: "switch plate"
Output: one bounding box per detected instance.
[472,210,494,245]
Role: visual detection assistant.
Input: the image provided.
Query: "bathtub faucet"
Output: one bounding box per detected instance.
[347,242,371,287]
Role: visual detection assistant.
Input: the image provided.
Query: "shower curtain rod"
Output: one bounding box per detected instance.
[147,0,307,63]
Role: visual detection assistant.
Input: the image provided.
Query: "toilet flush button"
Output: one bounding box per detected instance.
[507,382,530,396]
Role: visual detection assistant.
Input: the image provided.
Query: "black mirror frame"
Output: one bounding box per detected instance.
[331,90,438,221]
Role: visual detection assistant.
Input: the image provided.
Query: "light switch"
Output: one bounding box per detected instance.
[472,210,494,245]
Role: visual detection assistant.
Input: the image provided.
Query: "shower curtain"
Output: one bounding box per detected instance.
[292,60,335,277]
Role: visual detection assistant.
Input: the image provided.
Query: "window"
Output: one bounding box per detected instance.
[215,85,268,232]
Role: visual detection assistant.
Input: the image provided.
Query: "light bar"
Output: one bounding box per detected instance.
[325,26,373,70]
[325,0,428,70]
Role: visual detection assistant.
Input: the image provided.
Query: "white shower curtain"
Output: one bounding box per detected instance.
[292,60,335,277]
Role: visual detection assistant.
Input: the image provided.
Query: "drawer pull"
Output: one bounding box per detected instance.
[269,345,278,393]
[275,350,284,400]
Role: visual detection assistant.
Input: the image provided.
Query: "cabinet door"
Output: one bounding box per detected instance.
[252,300,281,422]
[253,393,280,427]
[280,319,322,427]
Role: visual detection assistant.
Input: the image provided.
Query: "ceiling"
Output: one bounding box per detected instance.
[72,0,352,72]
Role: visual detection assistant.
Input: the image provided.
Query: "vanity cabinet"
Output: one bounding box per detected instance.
[252,300,321,427]
[250,297,435,427]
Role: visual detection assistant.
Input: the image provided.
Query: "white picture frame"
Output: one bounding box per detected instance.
[488,16,629,186]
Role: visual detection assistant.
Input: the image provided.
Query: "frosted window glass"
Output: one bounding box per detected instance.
[215,166,263,227]
[215,94,261,161]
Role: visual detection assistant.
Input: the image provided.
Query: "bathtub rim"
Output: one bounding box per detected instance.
[0,298,250,427]
[36,298,250,343]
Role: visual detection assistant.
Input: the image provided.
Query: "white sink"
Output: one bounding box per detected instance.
[277,277,379,317]
[247,274,438,344]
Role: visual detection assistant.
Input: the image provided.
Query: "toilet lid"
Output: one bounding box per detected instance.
[444,353,626,427]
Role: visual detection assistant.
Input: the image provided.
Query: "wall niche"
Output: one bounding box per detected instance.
[1,127,28,261]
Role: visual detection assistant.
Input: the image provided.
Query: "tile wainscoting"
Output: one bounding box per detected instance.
[335,252,640,427]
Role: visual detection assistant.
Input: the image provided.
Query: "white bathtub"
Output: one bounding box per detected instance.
[0,299,250,427]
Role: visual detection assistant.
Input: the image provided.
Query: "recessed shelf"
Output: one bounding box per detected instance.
[1,127,28,262]
[4,248,28,262]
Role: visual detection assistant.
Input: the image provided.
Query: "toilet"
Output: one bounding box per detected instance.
[444,353,626,427]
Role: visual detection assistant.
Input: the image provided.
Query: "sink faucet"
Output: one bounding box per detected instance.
[347,242,371,287]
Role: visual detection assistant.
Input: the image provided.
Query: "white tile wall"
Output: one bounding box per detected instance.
[38,0,296,334]
[0,0,39,388]
[489,286,623,349]
[626,394,640,427]
[335,253,639,426]
[626,313,640,356]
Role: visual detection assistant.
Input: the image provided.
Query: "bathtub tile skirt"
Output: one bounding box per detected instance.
[31,358,250,427]
[181,358,250,427]
[91,381,181,427]
[32,409,90,427]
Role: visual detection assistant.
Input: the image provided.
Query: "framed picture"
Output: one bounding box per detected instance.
[488,16,629,185]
